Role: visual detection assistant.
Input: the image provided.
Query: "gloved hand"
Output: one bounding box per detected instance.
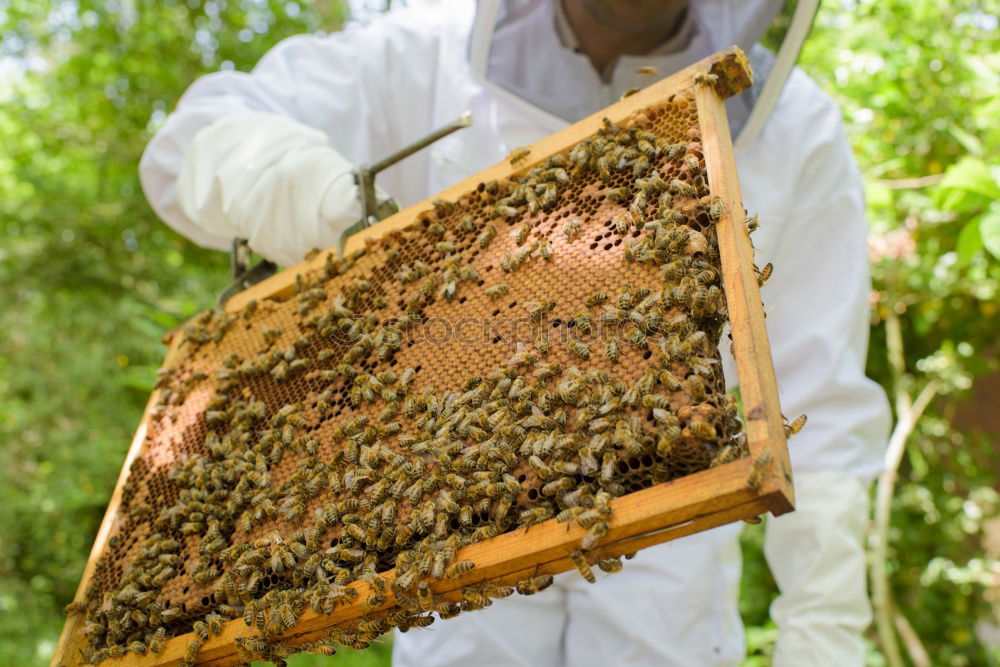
[176,111,389,267]
[764,470,872,666]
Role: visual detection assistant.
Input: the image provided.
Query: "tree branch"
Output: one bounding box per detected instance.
[871,311,940,667]
[895,609,933,667]
[876,173,945,189]
[885,310,910,417]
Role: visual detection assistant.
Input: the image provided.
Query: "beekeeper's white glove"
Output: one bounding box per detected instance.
[765,470,872,666]
[176,111,386,267]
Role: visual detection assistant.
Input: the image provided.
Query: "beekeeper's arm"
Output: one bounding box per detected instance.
[750,74,891,665]
[138,16,437,267]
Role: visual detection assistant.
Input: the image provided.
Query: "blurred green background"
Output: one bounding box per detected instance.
[0,0,997,665]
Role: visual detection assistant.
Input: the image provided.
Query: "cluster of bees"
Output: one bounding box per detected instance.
[69,106,777,666]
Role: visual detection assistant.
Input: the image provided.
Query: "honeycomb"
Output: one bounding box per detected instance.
[71,89,753,664]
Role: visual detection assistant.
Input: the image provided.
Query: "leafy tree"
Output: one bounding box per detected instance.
[0,2,346,664]
[743,2,1000,665]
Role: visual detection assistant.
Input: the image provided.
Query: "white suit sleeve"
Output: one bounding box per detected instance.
[172,112,377,267]
[766,471,871,665]
[751,77,890,665]
[138,14,439,265]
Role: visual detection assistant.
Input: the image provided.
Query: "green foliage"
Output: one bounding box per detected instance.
[0,2,346,664]
[0,1,996,665]
[741,1,1000,665]
[251,642,393,667]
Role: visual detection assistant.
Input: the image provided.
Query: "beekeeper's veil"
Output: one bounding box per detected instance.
[469,0,821,149]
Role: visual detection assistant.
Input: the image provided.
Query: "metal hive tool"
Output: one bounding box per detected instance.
[54,47,795,667]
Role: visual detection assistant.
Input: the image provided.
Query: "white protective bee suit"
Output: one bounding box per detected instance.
[139,1,892,664]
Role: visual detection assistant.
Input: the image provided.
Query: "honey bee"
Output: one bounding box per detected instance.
[563,217,583,239]
[606,186,630,203]
[785,414,807,436]
[184,637,204,664]
[534,362,562,381]
[612,211,633,235]
[192,620,209,642]
[568,338,590,359]
[445,560,476,579]
[527,300,555,322]
[597,557,623,573]
[757,262,773,286]
[581,521,609,551]
[578,446,599,475]
[509,146,531,166]
[516,574,555,595]
[686,374,707,401]
[508,343,537,367]
[536,330,550,354]
[161,607,182,623]
[436,241,457,256]
[710,445,738,467]
[364,592,387,610]
[500,250,521,272]
[261,326,283,344]
[439,280,458,301]
[541,477,574,496]
[694,71,719,86]
[635,65,659,77]
[452,214,475,233]
[657,424,681,456]
[540,183,558,209]
[632,154,650,177]
[547,167,570,185]
[688,419,717,440]
[596,156,612,183]
[707,196,725,222]
[630,190,648,219]
[585,292,608,307]
[669,178,696,198]
[628,327,647,349]
[432,198,455,214]
[570,550,596,584]
[573,312,592,335]
[747,451,773,490]
[597,451,617,482]
[620,87,640,99]
[149,627,166,655]
[520,507,553,527]
[512,223,531,245]
[684,153,702,175]
[494,203,519,220]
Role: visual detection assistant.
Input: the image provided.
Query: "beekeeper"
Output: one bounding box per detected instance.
[139,1,891,664]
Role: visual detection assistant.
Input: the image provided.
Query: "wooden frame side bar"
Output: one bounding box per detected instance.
[694,83,794,513]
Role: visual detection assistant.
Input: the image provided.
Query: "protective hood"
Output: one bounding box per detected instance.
[470,0,820,148]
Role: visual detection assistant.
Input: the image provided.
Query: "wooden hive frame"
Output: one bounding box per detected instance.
[53,46,793,667]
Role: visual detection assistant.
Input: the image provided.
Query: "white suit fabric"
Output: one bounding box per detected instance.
[139,1,891,664]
